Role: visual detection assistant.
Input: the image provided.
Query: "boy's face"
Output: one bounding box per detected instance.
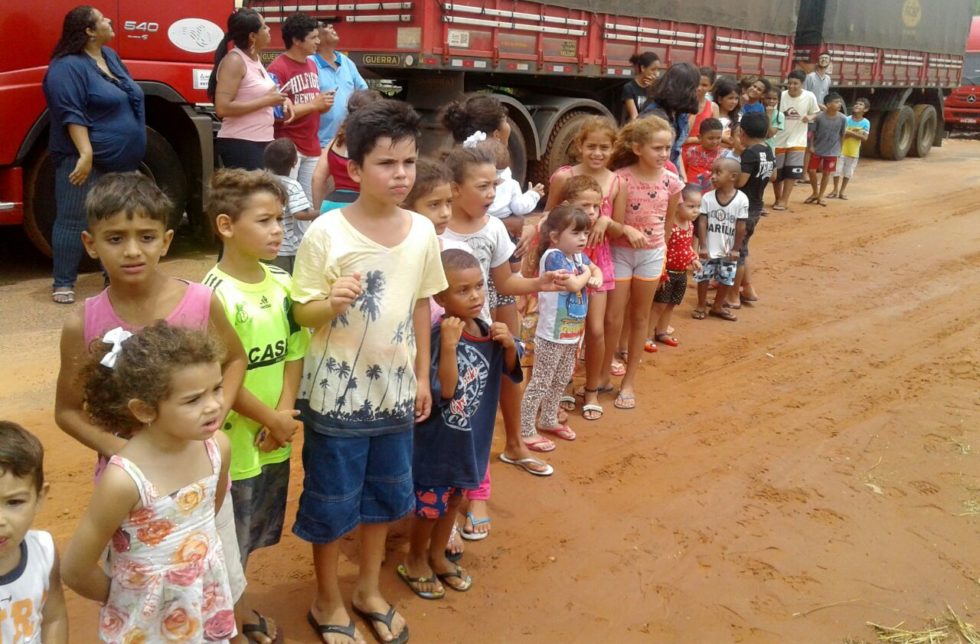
[350,136,418,208]
[710,161,737,190]
[410,182,453,235]
[434,266,485,320]
[569,190,602,224]
[701,129,723,151]
[826,98,842,113]
[853,102,868,117]
[786,77,802,96]
[217,191,284,261]
[0,470,46,575]
[293,28,320,55]
[82,212,174,285]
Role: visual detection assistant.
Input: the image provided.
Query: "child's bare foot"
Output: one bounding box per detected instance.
[308,601,365,644]
[827,191,838,198]
[462,501,491,540]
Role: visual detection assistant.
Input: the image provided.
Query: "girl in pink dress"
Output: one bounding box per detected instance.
[62,323,236,643]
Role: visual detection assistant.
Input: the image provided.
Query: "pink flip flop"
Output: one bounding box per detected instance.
[538,424,577,441]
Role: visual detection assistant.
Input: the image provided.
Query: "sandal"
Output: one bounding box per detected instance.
[803,195,819,204]
[575,384,613,397]
[838,194,848,200]
[558,395,576,411]
[351,603,410,644]
[643,338,658,353]
[396,564,445,600]
[524,435,557,452]
[816,199,828,207]
[826,191,838,199]
[582,403,604,421]
[435,565,473,592]
[709,308,738,322]
[654,332,679,347]
[498,453,554,476]
[445,521,464,562]
[306,611,357,644]
[52,289,75,305]
[771,204,787,211]
[244,611,283,643]
[538,424,577,441]
[691,308,707,320]
[461,511,490,541]
[609,358,626,377]
[614,392,636,410]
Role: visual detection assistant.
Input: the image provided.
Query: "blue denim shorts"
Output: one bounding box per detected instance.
[293,428,414,544]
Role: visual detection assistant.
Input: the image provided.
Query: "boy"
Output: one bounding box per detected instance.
[291,99,447,644]
[399,249,521,599]
[692,157,748,322]
[264,138,317,273]
[772,70,820,210]
[728,112,774,308]
[683,118,724,190]
[830,97,871,199]
[203,168,310,644]
[0,421,68,643]
[805,92,847,206]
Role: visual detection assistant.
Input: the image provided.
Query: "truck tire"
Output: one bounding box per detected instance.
[909,104,937,158]
[22,127,186,258]
[529,110,595,188]
[861,110,884,159]
[504,116,528,186]
[878,106,915,161]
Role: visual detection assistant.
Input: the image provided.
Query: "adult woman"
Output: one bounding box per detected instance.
[43,6,146,304]
[621,52,661,123]
[684,66,720,148]
[640,62,700,175]
[209,8,290,170]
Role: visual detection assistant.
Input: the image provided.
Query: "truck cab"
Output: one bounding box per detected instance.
[943,16,980,131]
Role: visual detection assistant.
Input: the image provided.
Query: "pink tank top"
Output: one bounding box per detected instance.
[83,281,212,345]
[216,48,276,143]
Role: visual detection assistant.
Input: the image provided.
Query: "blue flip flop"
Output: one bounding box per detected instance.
[461,511,490,541]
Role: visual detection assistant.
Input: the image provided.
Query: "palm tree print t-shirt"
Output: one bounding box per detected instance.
[292,210,448,436]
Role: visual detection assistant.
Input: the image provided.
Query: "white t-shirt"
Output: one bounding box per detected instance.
[535,248,591,343]
[441,216,516,322]
[0,530,54,644]
[774,89,820,149]
[276,174,313,256]
[700,190,749,258]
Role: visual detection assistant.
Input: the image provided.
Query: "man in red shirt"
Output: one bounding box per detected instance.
[269,13,334,201]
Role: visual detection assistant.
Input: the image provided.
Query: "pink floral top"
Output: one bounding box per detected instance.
[100,439,235,643]
[613,167,683,250]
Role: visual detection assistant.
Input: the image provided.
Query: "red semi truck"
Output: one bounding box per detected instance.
[943,16,980,131]
[0,0,972,256]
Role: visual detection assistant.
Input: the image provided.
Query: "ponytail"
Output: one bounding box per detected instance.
[208,8,263,100]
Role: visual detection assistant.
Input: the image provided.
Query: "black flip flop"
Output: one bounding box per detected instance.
[307,611,356,643]
[352,604,409,644]
[243,611,283,643]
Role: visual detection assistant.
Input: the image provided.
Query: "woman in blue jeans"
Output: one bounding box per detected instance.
[43,6,145,303]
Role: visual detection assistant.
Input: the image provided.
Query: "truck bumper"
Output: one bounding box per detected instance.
[0,167,23,225]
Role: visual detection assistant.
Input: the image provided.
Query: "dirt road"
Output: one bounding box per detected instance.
[1,139,978,643]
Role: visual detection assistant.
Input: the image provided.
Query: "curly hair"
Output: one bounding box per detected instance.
[559,174,602,204]
[206,168,287,231]
[81,322,224,434]
[281,13,318,49]
[439,94,508,144]
[573,116,617,161]
[608,115,674,170]
[51,6,97,59]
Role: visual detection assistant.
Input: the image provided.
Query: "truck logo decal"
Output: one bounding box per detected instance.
[901,0,921,29]
[168,18,224,54]
[363,54,401,66]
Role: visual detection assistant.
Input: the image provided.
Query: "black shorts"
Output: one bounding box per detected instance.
[654,270,688,305]
[738,213,761,265]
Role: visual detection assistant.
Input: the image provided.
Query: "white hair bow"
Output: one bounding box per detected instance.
[462,131,487,148]
[100,327,134,369]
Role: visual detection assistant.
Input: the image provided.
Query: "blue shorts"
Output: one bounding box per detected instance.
[413,485,463,519]
[293,428,414,544]
[694,258,737,286]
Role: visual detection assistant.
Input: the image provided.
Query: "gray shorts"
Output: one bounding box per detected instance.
[230,459,290,567]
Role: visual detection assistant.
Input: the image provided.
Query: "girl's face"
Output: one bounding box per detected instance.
[676,192,702,222]
[551,223,589,255]
[697,75,713,99]
[639,62,660,85]
[568,190,602,225]
[452,163,497,220]
[765,91,780,108]
[148,362,225,443]
[632,130,672,170]
[411,182,453,234]
[717,91,740,114]
[579,132,614,171]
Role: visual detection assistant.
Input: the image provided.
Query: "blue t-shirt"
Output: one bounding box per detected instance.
[43,48,146,171]
[413,319,523,489]
[311,51,368,147]
[742,102,765,115]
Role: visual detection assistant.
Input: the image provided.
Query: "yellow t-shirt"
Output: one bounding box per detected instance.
[842,116,871,158]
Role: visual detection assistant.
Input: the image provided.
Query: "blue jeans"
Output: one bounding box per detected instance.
[52,156,103,289]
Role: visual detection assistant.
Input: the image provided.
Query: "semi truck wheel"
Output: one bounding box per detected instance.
[22,127,187,258]
[878,106,915,161]
[529,110,594,187]
[860,111,884,159]
[504,116,528,186]
[909,104,937,158]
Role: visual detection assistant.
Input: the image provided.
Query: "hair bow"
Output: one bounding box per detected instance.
[100,327,134,369]
[462,131,487,148]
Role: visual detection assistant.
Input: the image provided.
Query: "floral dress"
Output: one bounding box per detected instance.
[100,439,235,643]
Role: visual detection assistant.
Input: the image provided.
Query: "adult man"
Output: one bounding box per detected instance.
[312,21,368,148]
[804,52,833,110]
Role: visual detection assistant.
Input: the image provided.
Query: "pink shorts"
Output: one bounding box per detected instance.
[585,241,614,293]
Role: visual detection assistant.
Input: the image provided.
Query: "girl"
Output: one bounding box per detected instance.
[62,323,236,643]
[520,206,602,451]
[713,77,742,149]
[639,62,700,174]
[600,116,683,410]
[622,51,661,123]
[646,185,702,350]
[684,66,720,148]
[310,89,382,212]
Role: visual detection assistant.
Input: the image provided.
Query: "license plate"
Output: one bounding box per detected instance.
[962,118,977,123]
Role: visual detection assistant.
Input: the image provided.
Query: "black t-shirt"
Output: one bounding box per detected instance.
[621,80,648,120]
[740,143,775,214]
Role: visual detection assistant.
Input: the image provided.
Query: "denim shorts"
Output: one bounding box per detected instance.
[293,428,414,544]
[694,258,737,286]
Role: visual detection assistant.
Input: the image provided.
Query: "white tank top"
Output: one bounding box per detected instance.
[0,531,54,644]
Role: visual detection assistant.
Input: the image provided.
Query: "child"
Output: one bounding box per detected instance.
[486,139,544,227]
[202,170,310,574]
[712,77,741,150]
[741,76,768,115]
[521,206,601,451]
[729,112,775,308]
[646,186,702,349]
[51,173,266,640]
[264,138,316,273]
[0,422,68,643]
[772,70,821,210]
[62,323,237,643]
[829,97,871,199]
[804,92,847,206]
[692,157,748,321]
[545,116,620,416]
[683,118,725,191]
[600,116,683,410]
[291,99,446,644]
[764,88,785,211]
[399,249,522,599]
